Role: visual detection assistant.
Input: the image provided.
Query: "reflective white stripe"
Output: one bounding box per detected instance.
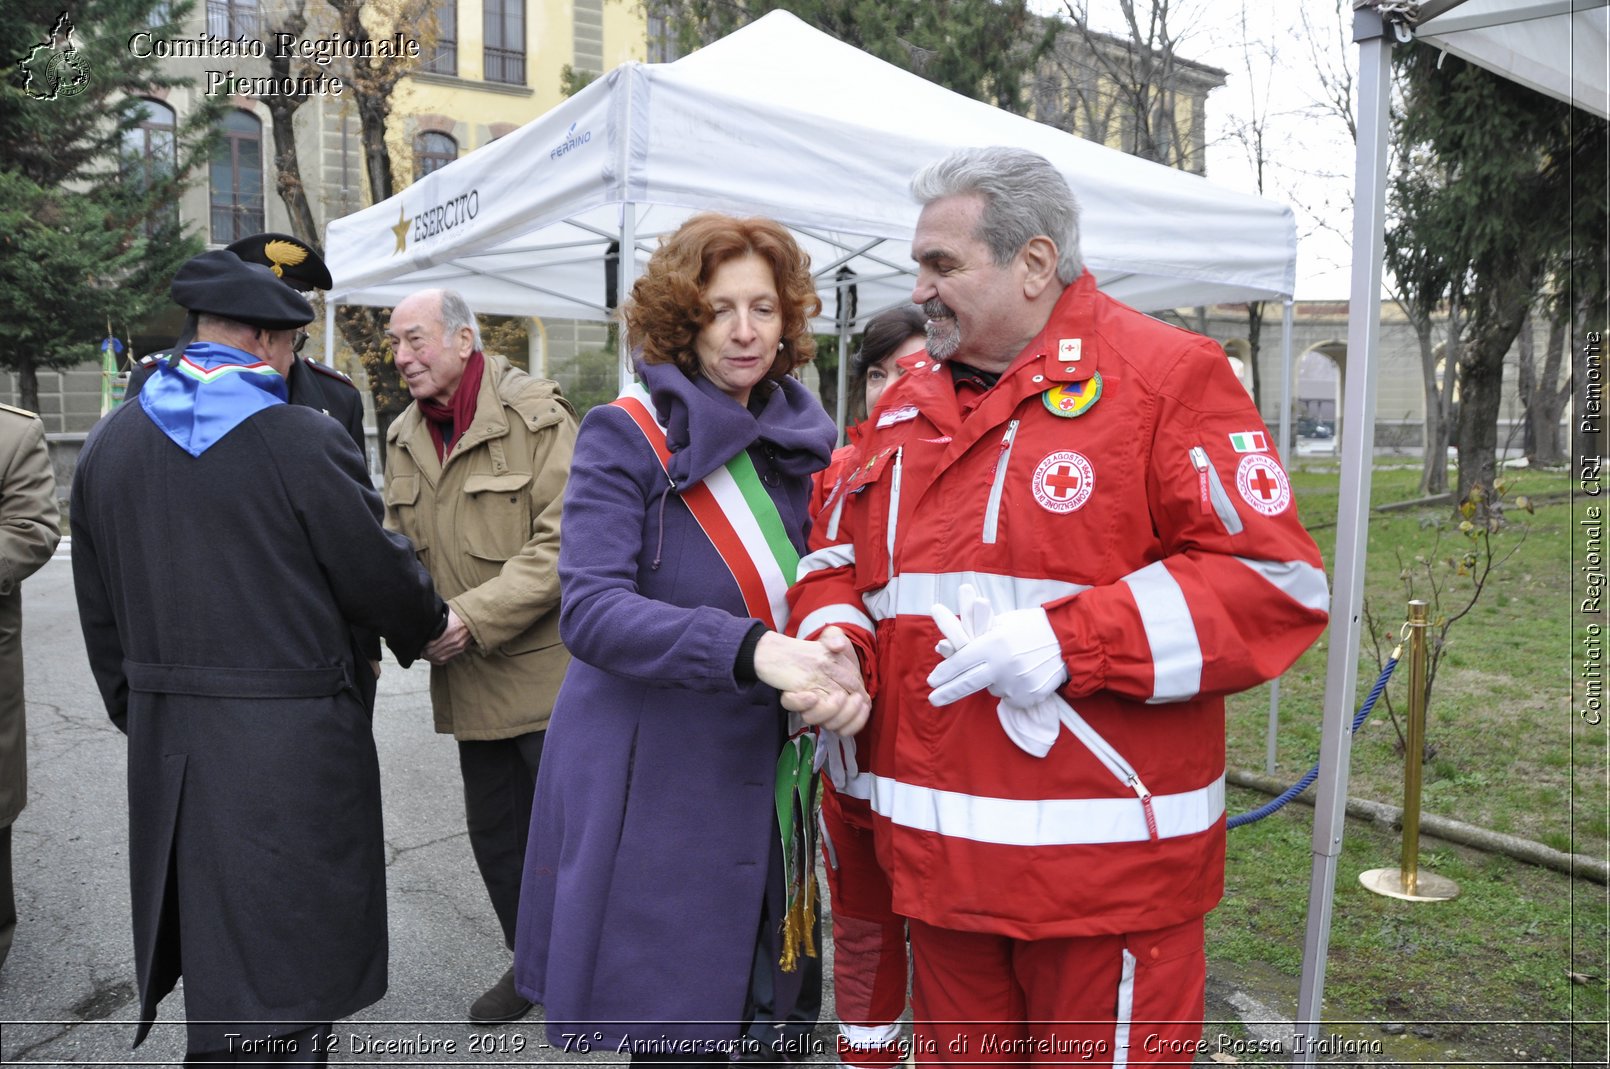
[798,543,855,580]
[836,767,873,801]
[1121,562,1202,704]
[796,603,874,640]
[982,420,1019,544]
[1234,556,1331,613]
[1113,948,1136,1069]
[1190,445,1244,536]
[817,806,839,871]
[839,1023,902,1049]
[885,448,902,569]
[863,571,1089,622]
[826,484,848,541]
[867,773,1224,846]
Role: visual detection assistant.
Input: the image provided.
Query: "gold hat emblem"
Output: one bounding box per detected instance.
[263,239,309,278]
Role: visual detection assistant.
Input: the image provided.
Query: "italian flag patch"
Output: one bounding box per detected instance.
[1228,431,1269,453]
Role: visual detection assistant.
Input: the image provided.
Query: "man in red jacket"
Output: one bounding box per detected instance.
[788,147,1329,1065]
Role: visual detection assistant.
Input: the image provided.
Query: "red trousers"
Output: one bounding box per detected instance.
[821,785,908,1069]
[906,915,1207,1067]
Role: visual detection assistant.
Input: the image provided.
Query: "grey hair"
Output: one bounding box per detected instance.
[437,288,483,349]
[910,147,1083,284]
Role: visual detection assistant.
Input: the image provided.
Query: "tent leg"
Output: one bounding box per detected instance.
[1294,9,1393,1057]
[618,202,636,393]
[836,302,850,444]
[1267,298,1296,776]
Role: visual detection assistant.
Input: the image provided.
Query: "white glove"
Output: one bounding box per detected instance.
[812,727,860,791]
[995,695,1062,758]
[933,582,997,659]
[927,605,1068,707]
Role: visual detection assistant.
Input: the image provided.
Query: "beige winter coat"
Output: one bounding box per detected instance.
[384,355,577,740]
[0,404,61,827]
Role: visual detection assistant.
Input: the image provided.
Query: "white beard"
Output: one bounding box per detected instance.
[923,299,959,361]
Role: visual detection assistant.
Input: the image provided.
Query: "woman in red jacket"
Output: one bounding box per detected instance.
[810,305,926,1069]
[809,307,928,519]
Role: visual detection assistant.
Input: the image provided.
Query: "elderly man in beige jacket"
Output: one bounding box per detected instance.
[0,403,61,975]
[384,289,577,1023]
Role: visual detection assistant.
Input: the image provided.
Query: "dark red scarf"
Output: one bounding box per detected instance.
[418,349,484,461]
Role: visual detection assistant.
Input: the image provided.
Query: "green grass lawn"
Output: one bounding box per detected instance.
[1212,459,1606,1062]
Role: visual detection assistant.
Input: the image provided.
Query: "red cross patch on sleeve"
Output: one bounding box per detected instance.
[1235,454,1292,515]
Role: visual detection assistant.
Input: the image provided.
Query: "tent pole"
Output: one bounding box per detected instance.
[836,279,851,443]
[618,201,636,393]
[1294,7,1393,1055]
[1267,296,1296,776]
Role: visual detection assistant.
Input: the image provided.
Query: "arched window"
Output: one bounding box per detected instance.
[415,131,458,179]
[210,109,264,243]
[122,98,178,235]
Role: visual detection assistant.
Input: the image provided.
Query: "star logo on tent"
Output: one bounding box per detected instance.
[391,204,411,254]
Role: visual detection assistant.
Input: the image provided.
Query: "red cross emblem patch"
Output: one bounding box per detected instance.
[1235,453,1292,516]
[1032,450,1094,514]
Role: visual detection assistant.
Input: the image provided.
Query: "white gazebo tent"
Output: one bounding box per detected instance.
[325,9,1299,434]
[1299,0,1607,1057]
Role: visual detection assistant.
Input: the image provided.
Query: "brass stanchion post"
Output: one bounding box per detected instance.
[1360,599,1459,901]
[1401,599,1428,894]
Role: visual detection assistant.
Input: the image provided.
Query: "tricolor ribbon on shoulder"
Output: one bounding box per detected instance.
[612,383,797,628]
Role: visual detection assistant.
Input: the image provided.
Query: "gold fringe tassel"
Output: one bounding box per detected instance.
[802,875,819,959]
[779,908,800,973]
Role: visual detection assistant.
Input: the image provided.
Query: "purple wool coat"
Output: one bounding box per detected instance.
[514,360,835,1053]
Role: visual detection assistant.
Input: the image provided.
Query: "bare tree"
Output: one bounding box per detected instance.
[261,0,319,242]
[1045,0,1212,171]
[1298,0,1355,145]
[328,0,433,446]
[247,0,434,454]
[1222,2,1278,412]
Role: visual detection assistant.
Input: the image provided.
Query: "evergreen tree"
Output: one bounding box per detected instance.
[0,0,220,412]
[1391,44,1605,503]
[652,0,1056,114]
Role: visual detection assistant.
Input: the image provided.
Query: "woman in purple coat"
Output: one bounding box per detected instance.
[514,214,870,1067]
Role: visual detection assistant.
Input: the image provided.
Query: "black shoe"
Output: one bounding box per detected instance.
[468,966,533,1023]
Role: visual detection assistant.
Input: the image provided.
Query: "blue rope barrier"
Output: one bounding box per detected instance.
[1227,656,1401,830]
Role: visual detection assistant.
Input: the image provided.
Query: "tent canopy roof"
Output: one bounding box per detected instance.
[1413,0,1609,119]
[326,11,1298,324]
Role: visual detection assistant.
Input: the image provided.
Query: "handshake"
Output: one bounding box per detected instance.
[755,627,871,736]
[927,584,1071,758]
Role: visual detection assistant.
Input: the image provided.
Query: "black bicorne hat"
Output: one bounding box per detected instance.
[225,232,334,292]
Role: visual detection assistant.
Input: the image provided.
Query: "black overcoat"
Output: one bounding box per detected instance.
[127,354,381,706]
[70,399,443,1049]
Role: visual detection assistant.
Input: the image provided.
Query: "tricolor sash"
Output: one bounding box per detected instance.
[611,383,799,630]
[612,381,819,970]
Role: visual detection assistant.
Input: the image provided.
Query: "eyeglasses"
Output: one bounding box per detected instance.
[292,329,309,354]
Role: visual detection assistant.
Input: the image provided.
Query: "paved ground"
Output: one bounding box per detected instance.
[1,550,852,1067]
[0,549,1304,1068]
